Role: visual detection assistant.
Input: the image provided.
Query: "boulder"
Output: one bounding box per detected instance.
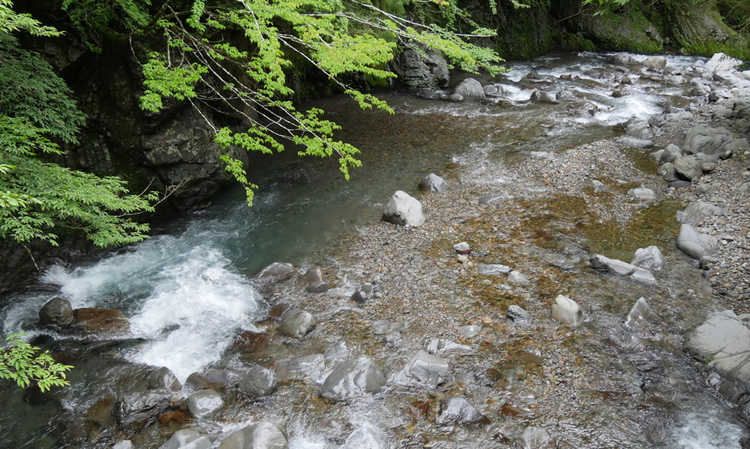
[392,350,450,388]
[254,262,296,282]
[382,191,425,227]
[661,144,682,163]
[453,78,485,99]
[677,224,720,259]
[686,311,750,404]
[704,52,743,75]
[159,429,211,449]
[625,297,653,329]
[507,305,532,325]
[392,48,449,89]
[676,200,725,225]
[589,254,657,285]
[550,295,584,326]
[530,90,559,104]
[673,155,704,181]
[483,84,504,97]
[682,125,734,160]
[302,266,328,293]
[239,365,279,397]
[658,162,679,182]
[419,173,448,193]
[39,297,74,326]
[186,389,224,419]
[72,308,130,336]
[642,56,667,71]
[117,389,176,427]
[437,396,490,426]
[185,369,243,391]
[320,357,386,401]
[631,246,664,271]
[625,120,653,140]
[218,420,288,449]
[277,309,316,339]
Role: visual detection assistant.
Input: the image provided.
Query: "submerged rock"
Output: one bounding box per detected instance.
[72,307,130,336]
[625,297,654,329]
[254,262,296,282]
[392,350,450,388]
[478,263,512,275]
[590,254,657,284]
[382,191,425,227]
[351,283,374,303]
[521,425,553,449]
[425,338,474,356]
[320,357,386,401]
[507,305,532,325]
[218,420,288,449]
[551,295,584,326]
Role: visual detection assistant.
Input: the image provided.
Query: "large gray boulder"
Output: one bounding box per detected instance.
[682,125,734,160]
[218,420,288,449]
[187,389,224,419]
[392,48,449,89]
[320,357,386,401]
[419,173,448,193]
[392,350,450,388]
[239,365,279,397]
[382,191,425,227]
[159,429,211,449]
[39,297,74,326]
[676,200,725,225]
[277,309,316,339]
[590,254,657,285]
[642,56,667,71]
[551,295,584,326]
[686,311,750,405]
[673,155,705,181]
[677,224,720,259]
[704,52,743,75]
[117,389,176,427]
[453,78,485,99]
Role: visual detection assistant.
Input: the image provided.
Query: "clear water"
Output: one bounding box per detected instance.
[0,52,747,448]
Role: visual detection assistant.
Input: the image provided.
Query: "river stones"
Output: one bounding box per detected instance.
[274,354,324,382]
[277,309,316,339]
[631,246,665,271]
[673,154,705,180]
[185,369,244,391]
[629,187,655,201]
[419,173,448,192]
[218,420,288,449]
[521,425,553,449]
[507,305,532,325]
[254,262,296,283]
[392,350,450,388]
[682,125,734,160]
[39,297,74,326]
[590,254,657,284]
[239,365,279,397]
[159,429,211,449]
[117,389,176,427]
[382,191,425,227]
[704,52,743,75]
[453,77,485,99]
[478,263,512,275]
[550,295,584,326]
[437,395,490,426]
[625,297,654,329]
[72,307,130,336]
[320,356,386,401]
[187,389,223,419]
[677,224,720,259]
[351,282,374,303]
[676,200,725,225]
[425,338,474,356]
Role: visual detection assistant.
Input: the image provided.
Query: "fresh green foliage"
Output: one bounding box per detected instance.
[0,333,73,392]
[138,0,503,204]
[0,5,157,248]
[0,0,61,36]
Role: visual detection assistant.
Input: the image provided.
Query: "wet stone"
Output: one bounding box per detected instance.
[351,283,374,303]
[278,309,316,338]
[625,297,654,329]
[392,350,450,388]
[72,307,130,336]
[218,420,288,449]
[185,369,243,391]
[478,263,512,275]
[425,338,474,356]
[186,389,223,419]
[437,395,490,427]
[239,365,279,397]
[550,295,584,326]
[39,297,73,326]
[320,356,386,401]
[274,354,325,382]
[254,262,296,282]
[521,426,553,449]
[507,305,532,325]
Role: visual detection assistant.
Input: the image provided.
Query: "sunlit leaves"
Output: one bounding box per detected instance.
[0,333,73,392]
[140,54,209,112]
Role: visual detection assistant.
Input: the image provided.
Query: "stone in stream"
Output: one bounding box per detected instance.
[625,297,654,329]
[590,254,657,285]
[392,350,450,388]
[351,282,374,303]
[254,262,296,282]
[277,309,316,338]
[320,356,386,401]
[453,77,485,99]
[274,354,324,382]
[508,270,531,286]
[185,369,244,391]
[72,307,130,336]
[302,266,328,293]
[642,56,667,71]
[425,338,475,356]
[676,200,725,225]
[677,224,720,259]
[478,263,512,275]
[239,364,279,397]
[457,324,482,338]
[685,311,750,413]
[550,295,584,326]
[530,90,559,104]
[117,389,176,427]
[218,420,288,449]
[521,425,553,449]
[704,52,743,74]
[616,136,654,149]
[382,190,425,227]
[186,389,223,419]
[437,395,491,427]
[159,429,211,449]
[112,441,134,449]
[631,246,665,271]
[419,173,448,192]
[507,305,532,325]
[39,297,74,326]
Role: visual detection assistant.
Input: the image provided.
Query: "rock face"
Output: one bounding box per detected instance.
[320,357,386,401]
[677,224,720,259]
[392,350,450,388]
[382,191,425,227]
[187,389,224,419]
[391,48,449,89]
[218,420,288,449]
[550,295,584,326]
[686,311,750,420]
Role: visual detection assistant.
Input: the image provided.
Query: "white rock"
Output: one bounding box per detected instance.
[551,295,584,326]
[629,187,655,201]
[383,190,425,227]
[590,254,657,284]
[677,224,720,259]
[631,246,664,271]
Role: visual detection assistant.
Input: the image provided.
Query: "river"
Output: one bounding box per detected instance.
[0,52,747,448]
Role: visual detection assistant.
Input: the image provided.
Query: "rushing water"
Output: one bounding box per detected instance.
[1,52,747,448]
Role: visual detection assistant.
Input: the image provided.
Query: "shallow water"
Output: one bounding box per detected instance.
[1,52,747,448]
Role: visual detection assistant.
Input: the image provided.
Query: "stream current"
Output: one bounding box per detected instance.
[0,52,747,448]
